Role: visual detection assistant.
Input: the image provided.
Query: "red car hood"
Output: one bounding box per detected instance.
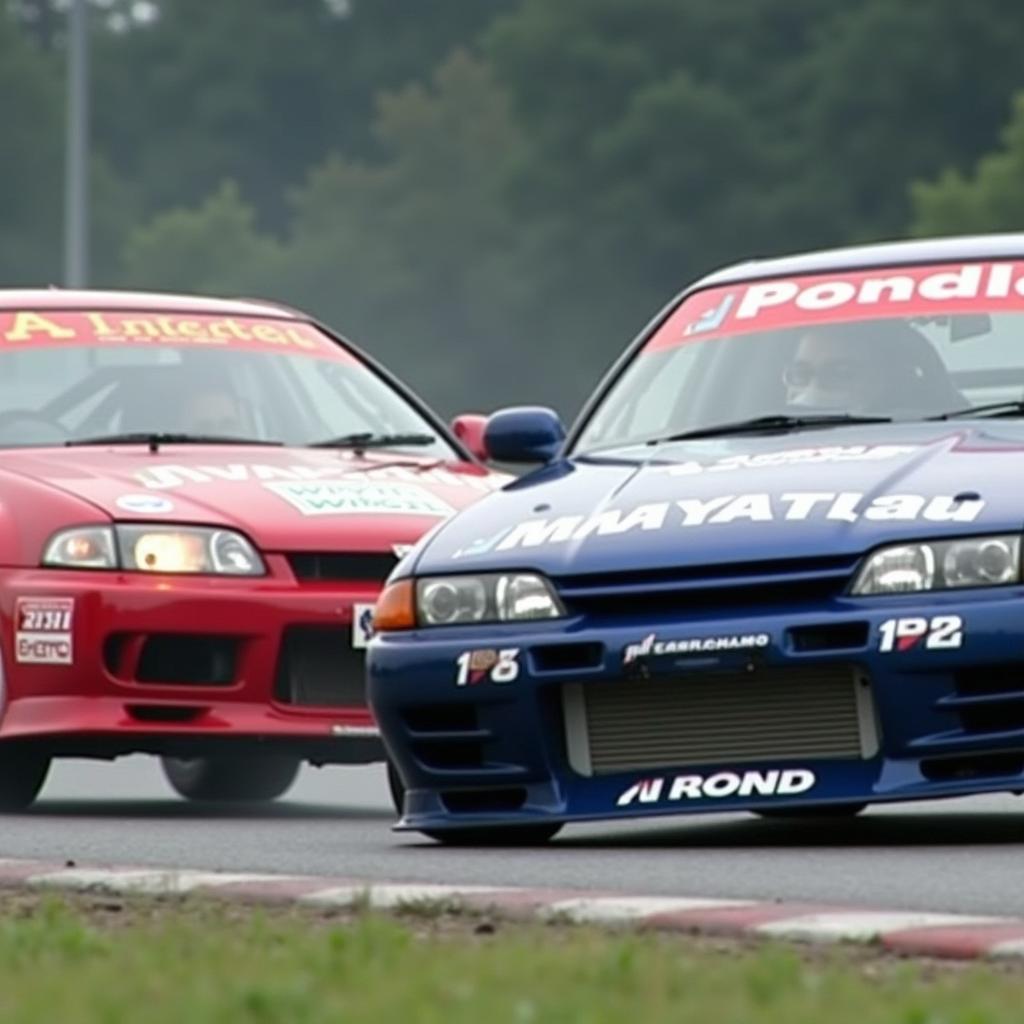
[1,445,507,551]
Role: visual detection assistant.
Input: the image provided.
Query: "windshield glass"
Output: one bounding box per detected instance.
[0,309,455,455]
[575,260,1024,453]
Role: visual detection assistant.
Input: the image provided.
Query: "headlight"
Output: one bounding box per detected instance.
[416,573,563,626]
[852,535,1021,595]
[42,525,265,576]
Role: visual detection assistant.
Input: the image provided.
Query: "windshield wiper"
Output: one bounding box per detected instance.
[65,432,283,451]
[307,432,437,450]
[929,401,1024,421]
[646,413,893,444]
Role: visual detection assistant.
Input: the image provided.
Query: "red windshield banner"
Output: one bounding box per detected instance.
[0,311,354,361]
[647,261,1024,351]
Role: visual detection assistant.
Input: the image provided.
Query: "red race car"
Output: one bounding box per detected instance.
[0,291,507,808]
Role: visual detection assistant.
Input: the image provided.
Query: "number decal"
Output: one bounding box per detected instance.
[455,648,521,685]
[879,615,963,652]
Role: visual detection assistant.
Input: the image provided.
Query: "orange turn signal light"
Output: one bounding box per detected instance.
[373,579,416,631]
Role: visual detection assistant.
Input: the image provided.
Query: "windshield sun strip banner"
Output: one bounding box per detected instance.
[0,311,354,361]
[647,261,1024,352]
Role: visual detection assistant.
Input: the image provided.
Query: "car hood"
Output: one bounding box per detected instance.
[415,423,1024,577]
[1,445,506,551]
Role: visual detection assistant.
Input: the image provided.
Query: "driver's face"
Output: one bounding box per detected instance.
[188,391,244,434]
[784,333,874,409]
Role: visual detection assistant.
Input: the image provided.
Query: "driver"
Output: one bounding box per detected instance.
[183,385,249,436]
[782,319,962,415]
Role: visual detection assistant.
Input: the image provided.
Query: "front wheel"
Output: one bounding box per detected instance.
[161,755,300,802]
[0,749,50,811]
[385,761,561,844]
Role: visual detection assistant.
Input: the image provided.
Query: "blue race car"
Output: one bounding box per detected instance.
[368,233,1024,844]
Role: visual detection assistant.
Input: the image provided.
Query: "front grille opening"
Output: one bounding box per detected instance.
[568,664,870,775]
[953,665,1024,733]
[103,633,131,678]
[402,704,478,732]
[440,787,527,814]
[125,704,205,723]
[136,635,238,685]
[274,626,365,708]
[412,741,484,769]
[288,552,396,582]
[567,579,842,618]
[920,753,1024,782]
[788,622,869,653]
[532,643,604,673]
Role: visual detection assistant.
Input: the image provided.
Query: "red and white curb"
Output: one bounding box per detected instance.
[0,857,1021,961]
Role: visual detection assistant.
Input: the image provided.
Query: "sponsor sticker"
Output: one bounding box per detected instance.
[330,723,381,738]
[661,444,919,476]
[115,493,175,515]
[878,615,963,652]
[15,597,74,665]
[0,311,349,360]
[352,603,376,649]
[651,261,1024,351]
[265,481,454,518]
[624,632,770,664]
[490,492,985,553]
[455,648,520,686]
[617,768,816,807]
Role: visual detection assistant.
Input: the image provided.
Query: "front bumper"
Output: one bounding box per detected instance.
[367,587,1024,831]
[0,556,384,763]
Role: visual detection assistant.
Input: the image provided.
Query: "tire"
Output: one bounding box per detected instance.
[0,750,50,811]
[386,759,405,816]
[754,802,867,820]
[161,755,300,802]
[385,761,561,844]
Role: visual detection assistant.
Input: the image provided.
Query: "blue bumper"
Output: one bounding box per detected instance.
[366,588,1024,833]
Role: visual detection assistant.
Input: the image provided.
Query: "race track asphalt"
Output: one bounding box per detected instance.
[2,756,1023,917]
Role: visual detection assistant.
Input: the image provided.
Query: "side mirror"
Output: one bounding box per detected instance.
[450,413,489,461]
[484,406,566,464]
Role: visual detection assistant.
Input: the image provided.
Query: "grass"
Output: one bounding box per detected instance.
[0,891,1023,1022]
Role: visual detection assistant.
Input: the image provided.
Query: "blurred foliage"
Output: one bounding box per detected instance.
[5,0,1024,417]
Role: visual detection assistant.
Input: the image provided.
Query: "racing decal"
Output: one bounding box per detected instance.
[455,648,520,686]
[0,311,350,360]
[14,597,74,665]
[115,493,175,515]
[330,723,381,738]
[352,603,376,649]
[135,462,502,493]
[492,492,986,552]
[623,632,769,664]
[661,444,919,476]
[616,768,816,806]
[651,261,1024,351]
[265,481,454,518]
[878,615,963,652]
[392,544,414,558]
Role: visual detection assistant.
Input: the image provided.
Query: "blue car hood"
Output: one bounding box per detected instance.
[413,423,1024,578]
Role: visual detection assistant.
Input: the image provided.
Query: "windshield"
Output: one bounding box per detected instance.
[0,309,455,456]
[575,260,1024,453]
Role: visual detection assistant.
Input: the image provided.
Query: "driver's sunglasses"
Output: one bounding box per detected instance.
[782,358,865,391]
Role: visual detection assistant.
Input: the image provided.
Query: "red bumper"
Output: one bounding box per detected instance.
[0,556,384,763]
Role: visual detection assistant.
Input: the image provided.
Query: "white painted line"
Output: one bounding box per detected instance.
[27,869,292,895]
[300,883,514,909]
[986,939,1024,958]
[757,912,1008,943]
[545,896,756,923]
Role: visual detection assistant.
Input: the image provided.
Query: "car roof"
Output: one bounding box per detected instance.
[696,231,1024,289]
[0,288,304,318]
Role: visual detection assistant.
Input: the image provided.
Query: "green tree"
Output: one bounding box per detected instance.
[910,93,1024,236]
[119,180,280,294]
